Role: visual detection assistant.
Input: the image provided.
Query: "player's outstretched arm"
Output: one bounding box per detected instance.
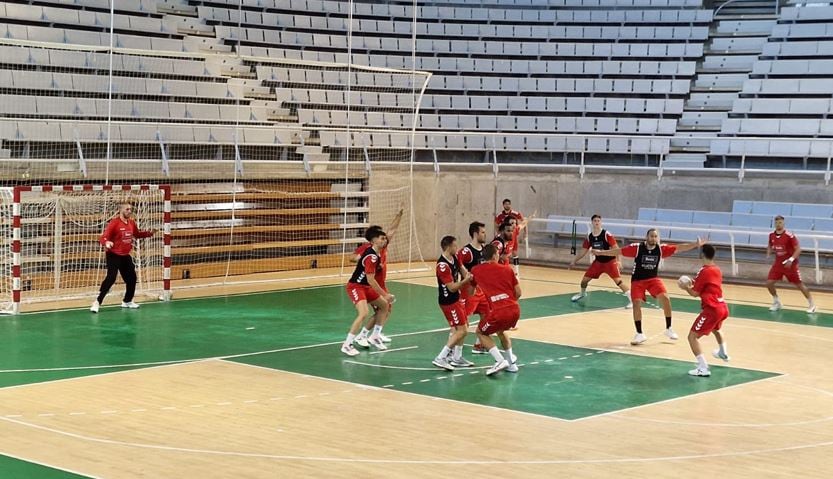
[592,246,621,257]
[674,237,705,253]
[385,208,406,242]
[569,247,591,268]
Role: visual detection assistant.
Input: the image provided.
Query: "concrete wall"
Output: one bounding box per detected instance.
[373,165,833,259]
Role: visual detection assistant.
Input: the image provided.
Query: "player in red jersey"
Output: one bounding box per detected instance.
[569,215,632,309]
[503,216,531,276]
[471,244,523,376]
[679,244,730,377]
[595,229,703,346]
[342,228,394,356]
[351,209,404,345]
[491,219,517,265]
[432,235,474,371]
[456,222,491,353]
[766,216,816,314]
[91,203,157,313]
[494,198,524,231]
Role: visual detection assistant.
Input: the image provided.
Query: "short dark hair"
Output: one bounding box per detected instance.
[502,198,511,205]
[441,235,456,250]
[646,228,658,237]
[469,221,485,238]
[365,228,385,242]
[701,243,716,260]
[591,214,601,221]
[498,219,513,232]
[482,243,498,260]
[774,215,785,221]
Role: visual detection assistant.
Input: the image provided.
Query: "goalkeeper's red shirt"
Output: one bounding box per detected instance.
[100,217,153,256]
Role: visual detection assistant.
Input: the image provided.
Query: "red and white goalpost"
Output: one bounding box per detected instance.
[1,184,171,314]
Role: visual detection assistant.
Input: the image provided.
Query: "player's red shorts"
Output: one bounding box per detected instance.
[463,291,489,317]
[478,304,520,335]
[440,301,468,327]
[630,278,667,302]
[584,260,621,280]
[346,283,380,304]
[768,262,802,284]
[691,302,729,336]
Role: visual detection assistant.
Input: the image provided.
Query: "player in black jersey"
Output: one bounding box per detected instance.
[433,235,474,371]
[595,229,703,346]
[569,215,632,308]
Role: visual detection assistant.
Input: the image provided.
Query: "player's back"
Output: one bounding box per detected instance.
[473,262,518,308]
[695,264,724,308]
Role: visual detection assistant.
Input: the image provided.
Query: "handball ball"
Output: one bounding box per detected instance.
[678,275,693,289]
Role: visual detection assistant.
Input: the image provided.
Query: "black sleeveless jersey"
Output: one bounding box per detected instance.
[460,243,484,271]
[436,254,461,305]
[589,229,615,264]
[631,243,663,281]
[348,246,382,285]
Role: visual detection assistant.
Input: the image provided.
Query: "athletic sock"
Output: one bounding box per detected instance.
[665,316,672,329]
[452,345,463,360]
[695,354,708,370]
[489,347,504,362]
[718,343,727,356]
[772,295,780,302]
[345,333,356,347]
[358,327,370,338]
[580,287,587,295]
[504,347,515,363]
[373,325,383,336]
[635,320,643,334]
[437,346,451,361]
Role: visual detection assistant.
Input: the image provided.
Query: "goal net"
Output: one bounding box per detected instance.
[0,185,170,314]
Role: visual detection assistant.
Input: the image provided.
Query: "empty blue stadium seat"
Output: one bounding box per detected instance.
[604,219,635,239]
[787,217,815,231]
[751,201,791,216]
[792,203,833,218]
[732,200,753,214]
[813,218,833,233]
[731,213,772,229]
[654,209,694,223]
[692,211,732,225]
[706,227,750,246]
[748,233,770,247]
[667,222,701,241]
[637,208,657,221]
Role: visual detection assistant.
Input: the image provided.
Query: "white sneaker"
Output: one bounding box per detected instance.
[368,335,388,350]
[503,352,518,364]
[712,349,730,362]
[486,359,509,376]
[571,292,586,302]
[121,302,140,309]
[807,305,817,314]
[432,357,455,371]
[506,363,519,373]
[450,358,474,368]
[379,333,392,343]
[688,367,711,377]
[354,335,370,348]
[630,333,647,345]
[769,300,782,312]
[341,344,360,357]
[664,328,679,340]
[90,300,100,313]
[625,301,633,310]
[472,344,489,355]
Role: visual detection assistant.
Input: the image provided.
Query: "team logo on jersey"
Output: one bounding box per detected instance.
[694,315,706,331]
[439,263,447,271]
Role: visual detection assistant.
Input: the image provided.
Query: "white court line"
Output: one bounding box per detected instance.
[2,414,833,465]
[607,379,833,428]
[369,346,419,355]
[0,448,104,479]
[344,360,493,372]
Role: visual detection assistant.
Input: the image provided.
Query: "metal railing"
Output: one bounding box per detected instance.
[531,217,833,285]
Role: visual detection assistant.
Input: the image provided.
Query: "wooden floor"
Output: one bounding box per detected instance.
[1,266,832,478]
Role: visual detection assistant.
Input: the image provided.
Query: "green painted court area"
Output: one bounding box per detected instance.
[0,281,813,475]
